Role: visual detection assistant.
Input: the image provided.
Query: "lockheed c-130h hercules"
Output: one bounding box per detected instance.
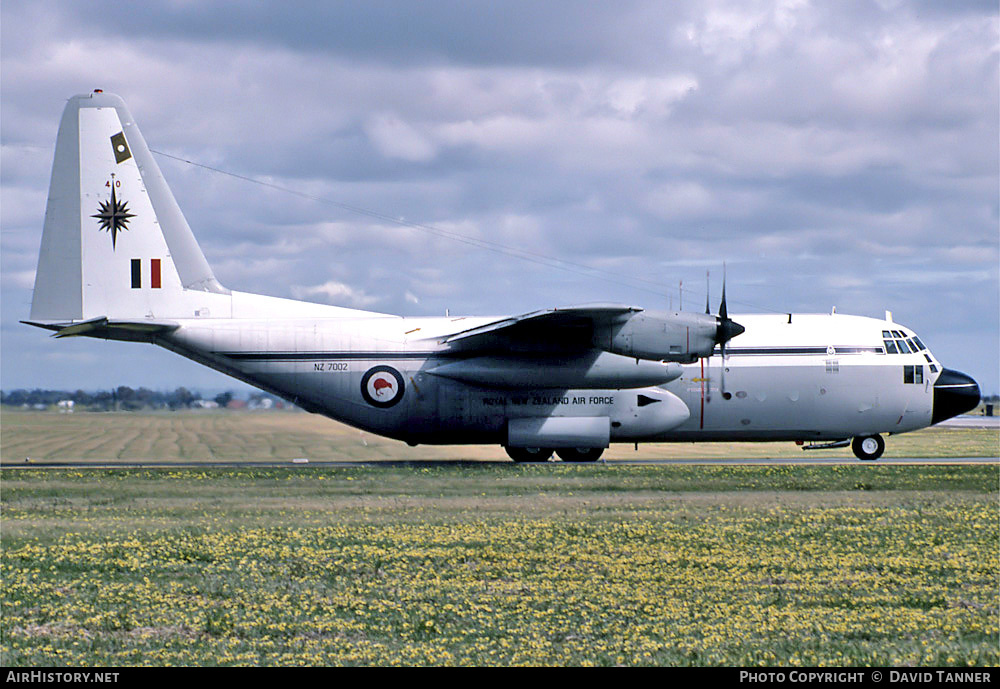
[24,92,981,462]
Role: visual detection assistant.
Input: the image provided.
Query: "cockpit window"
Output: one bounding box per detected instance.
[882,331,929,356]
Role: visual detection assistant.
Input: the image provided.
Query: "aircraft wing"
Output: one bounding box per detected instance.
[440,303,642,350]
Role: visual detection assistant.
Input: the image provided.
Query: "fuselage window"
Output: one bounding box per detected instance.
[904,365,914,384]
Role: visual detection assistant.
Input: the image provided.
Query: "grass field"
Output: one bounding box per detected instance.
[2,463,997,666]
[1,409,997,463]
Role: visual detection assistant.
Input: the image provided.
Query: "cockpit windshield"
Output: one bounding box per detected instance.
[882,330,927,355]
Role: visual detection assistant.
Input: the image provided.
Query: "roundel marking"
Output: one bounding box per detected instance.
[361,366,405,408]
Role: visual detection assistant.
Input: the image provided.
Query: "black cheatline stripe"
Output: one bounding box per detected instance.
[215,351,448,361]
[222,346,885,361]
[715,346,884,356]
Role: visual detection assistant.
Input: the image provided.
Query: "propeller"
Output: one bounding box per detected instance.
[713,266,745,398]
[715,266,744,353]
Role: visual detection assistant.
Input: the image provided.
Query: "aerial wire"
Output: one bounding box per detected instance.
[151,150,676,297]
[150,149,782,313]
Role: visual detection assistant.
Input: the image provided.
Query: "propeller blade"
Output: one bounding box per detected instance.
[703,264,741,399]
[705,271,711,315]
[719,265,728,321]
[720,340,726,397]
[714,265,745,348]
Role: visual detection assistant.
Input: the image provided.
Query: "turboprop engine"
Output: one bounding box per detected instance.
[595,309,744,364]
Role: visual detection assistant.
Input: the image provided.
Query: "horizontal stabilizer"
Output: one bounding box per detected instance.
[21,317,179,340]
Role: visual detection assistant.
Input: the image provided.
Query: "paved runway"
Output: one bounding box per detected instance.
[2,456,996,469]
[938,415,999,429]
[614,456,997,465]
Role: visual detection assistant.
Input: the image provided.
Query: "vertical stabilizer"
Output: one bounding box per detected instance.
[30,91,228,323]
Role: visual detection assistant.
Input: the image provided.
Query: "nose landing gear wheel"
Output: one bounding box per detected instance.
[555,448,605,463]
[505,446,554,463]
[852,434,885,461]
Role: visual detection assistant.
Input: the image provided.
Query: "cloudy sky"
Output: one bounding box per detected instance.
[2,0,997,396]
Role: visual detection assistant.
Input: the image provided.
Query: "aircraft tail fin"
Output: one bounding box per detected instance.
[30,91,229,323]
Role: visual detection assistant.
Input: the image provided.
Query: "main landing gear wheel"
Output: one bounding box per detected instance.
[505,446,553,463]
[852,435,885,461]
[555,448,605,463]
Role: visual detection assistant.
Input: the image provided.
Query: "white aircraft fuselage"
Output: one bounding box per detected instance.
[159,307,960,444]
[25,92,981,462]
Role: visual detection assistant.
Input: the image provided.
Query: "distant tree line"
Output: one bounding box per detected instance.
[1,387,280,411]
[3,388,996,413]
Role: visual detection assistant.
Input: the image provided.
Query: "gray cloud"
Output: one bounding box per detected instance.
[1,0,997,394]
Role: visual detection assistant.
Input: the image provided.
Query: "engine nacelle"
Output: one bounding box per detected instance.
[595,310,720,363]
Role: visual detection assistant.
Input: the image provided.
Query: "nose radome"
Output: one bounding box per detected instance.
[932,368,980,425]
